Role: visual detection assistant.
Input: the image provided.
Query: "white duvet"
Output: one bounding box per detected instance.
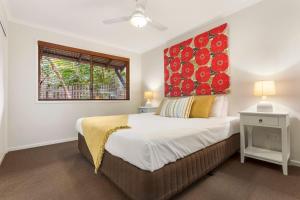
[76,113,239,172]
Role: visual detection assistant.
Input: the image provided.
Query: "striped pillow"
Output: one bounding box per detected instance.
[160,97,194,118]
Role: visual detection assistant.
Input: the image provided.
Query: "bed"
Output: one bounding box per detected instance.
[77,113,240,200]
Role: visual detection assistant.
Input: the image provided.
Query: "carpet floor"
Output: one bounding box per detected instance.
[0,141,300,200]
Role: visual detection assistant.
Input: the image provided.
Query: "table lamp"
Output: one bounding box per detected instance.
[144,91,153,107]
[253,81,276,112]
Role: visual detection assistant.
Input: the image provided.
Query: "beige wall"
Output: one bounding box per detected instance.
[141,0,300,163]
[7,22,142,150]
[0,1,7,164]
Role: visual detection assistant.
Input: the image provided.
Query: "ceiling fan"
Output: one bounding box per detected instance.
[102,0,167,31]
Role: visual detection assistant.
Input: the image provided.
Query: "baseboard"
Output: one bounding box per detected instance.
[8,137,78,152]
[0,151,7,165]
[290,160,300,167]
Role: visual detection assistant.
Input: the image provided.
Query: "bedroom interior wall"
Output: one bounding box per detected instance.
[141,0,300,164]
[0,0,7,164]
[7,22,142,150]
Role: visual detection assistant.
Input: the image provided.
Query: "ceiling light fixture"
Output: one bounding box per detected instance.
[102,0,167,31]
[130,12,148,28]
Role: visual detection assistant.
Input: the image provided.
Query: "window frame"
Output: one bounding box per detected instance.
[38,41,130,101]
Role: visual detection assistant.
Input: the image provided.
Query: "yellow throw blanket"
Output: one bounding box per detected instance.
[82,115,130,173]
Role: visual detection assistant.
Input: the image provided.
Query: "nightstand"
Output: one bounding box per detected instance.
[138,106,158,113]
[239,111,290,175]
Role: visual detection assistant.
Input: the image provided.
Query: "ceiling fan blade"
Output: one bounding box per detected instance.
[146,17,168,31]
[103,16,130,24]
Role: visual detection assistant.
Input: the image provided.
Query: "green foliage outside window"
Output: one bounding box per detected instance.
[39,56,127,100]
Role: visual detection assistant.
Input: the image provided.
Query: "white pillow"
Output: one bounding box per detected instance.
[221,96,229,117]
[209,95,228,117]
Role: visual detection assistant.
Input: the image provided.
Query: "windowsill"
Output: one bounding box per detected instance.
[35,99,131,104]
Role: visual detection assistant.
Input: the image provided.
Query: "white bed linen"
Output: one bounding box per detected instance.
[76,113,239,172]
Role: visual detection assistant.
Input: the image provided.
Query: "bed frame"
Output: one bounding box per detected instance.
[78,133,240,200]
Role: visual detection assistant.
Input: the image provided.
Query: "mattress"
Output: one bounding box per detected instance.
[76,113,239,172]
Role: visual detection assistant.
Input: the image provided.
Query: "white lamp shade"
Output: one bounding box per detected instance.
[254,81,276,112]
[253,81,276,97]
[144,91,153,100]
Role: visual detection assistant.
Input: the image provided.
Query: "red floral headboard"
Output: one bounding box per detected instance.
[164,23,229,97]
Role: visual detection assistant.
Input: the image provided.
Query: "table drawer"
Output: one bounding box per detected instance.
[139,107,157,113]
[242,115,279,126]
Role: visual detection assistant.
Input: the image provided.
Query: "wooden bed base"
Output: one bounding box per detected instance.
[78,133,240,200]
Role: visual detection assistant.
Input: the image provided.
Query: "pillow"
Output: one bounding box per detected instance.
[160,96,194,118]
[155,99,165,115]
[209,95,228,117]
[221,96,229,117]
[155,97,181,115]
[189,95,215,118]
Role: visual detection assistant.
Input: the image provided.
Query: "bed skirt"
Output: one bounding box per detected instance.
[78,133,240,200]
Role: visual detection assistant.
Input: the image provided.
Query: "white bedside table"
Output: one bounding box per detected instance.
[239,111,290,175]
[138,106,158,113]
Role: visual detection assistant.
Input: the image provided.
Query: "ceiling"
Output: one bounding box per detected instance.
[3,0,261,53]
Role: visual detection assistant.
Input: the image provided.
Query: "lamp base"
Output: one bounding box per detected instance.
[257,101,273,112]
[144,100,152,107]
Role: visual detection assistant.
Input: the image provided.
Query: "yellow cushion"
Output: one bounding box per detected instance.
[189,96,215,118]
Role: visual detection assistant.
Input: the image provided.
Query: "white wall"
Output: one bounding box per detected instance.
[0,0,7,164]
[141,0,300,163]
[7,22,142,150]
[141,46,165,107]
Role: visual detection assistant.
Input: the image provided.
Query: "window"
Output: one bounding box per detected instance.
[38,41,129,101]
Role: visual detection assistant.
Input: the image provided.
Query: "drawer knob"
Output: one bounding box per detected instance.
[259,119,263,123]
